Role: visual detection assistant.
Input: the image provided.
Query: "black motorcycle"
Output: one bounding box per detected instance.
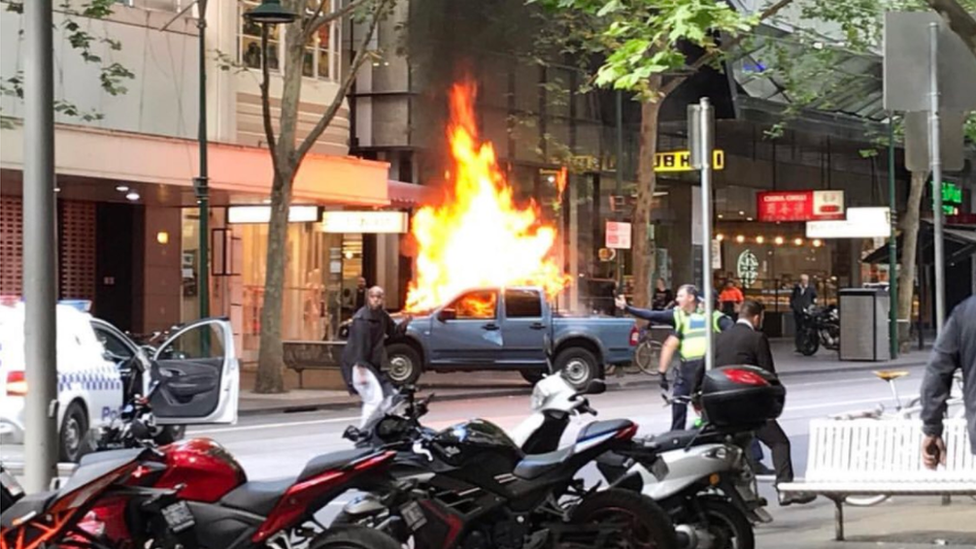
[338,387,678,549]
[797,305,840,356]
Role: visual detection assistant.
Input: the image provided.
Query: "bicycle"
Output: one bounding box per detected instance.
[829,369,968,507]
[606,326,665,377]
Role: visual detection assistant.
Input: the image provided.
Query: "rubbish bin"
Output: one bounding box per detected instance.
[839,288,891,361]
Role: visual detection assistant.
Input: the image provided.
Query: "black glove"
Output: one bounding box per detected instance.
[659,377,669,392]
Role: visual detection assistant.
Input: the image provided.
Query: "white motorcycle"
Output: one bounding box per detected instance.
[510,371,773,549]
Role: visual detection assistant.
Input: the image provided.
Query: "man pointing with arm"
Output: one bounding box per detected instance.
[617,284,733,430]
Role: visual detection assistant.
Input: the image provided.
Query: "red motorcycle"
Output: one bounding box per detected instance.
[1,441,401,549]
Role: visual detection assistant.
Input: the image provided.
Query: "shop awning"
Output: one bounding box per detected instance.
[388,180,435,206]
[0,123,392,207]
[862,221,976,265]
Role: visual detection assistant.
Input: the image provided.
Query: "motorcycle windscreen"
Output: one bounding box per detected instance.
[151,319,239,425]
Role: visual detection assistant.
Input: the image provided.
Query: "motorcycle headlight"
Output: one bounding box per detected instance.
[704,445,741,464]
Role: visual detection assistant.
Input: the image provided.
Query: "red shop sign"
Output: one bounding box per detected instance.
[757,190,845,222]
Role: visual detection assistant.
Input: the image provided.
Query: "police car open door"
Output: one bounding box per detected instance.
[150,319,239,424]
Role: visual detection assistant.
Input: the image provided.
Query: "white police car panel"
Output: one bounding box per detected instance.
[150,318,240,425]
[0,303,123,445]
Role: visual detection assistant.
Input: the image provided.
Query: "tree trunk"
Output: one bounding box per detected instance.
[253,15,305,394]
[632,82,663,308]
[254,171,295,393]
[896,170,927,323]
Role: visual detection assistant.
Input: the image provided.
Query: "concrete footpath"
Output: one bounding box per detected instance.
[239,339,932,416]
[757,491,976,548]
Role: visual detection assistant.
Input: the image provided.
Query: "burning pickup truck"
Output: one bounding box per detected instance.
[385,286,637,389]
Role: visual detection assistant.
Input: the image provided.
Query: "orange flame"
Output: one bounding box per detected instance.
[404,82,571,312]
[555,167,568,202]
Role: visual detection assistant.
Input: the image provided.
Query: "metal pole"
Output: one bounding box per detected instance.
[615,90,624,290]
[195,0,210,319]
[887,116,898,359]
[23,0,58,493]
[700,98,715,371]
[928,22,945,334]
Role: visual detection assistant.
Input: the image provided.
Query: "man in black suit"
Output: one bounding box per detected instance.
[715,300,815,506]
[790,274,817,352]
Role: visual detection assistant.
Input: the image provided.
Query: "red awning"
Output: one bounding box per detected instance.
[387,180,434,206]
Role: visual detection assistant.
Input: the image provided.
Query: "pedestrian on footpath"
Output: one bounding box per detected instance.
[616,284,733,430]
[719,280,744,318]
[340,286,410,427]
[714,300,815,506]
[790,274,816,352]
[652,278,675,310]
[920,295,976,468]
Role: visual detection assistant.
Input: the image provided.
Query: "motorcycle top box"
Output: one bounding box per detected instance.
[699,366,785,429]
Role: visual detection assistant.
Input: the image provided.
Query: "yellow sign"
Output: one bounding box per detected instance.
[654,150,725,172]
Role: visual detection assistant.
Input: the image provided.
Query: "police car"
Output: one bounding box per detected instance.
[0,301,240,462]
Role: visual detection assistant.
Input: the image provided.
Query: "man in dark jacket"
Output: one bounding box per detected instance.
[715,300,815,506]
[340,286,408,426]
[790,274,817,352]
[920,295,976,467]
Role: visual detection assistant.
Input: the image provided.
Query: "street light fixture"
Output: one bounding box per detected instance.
[245,0,297,24]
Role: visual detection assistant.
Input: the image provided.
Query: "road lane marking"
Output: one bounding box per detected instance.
[190,416,360,435]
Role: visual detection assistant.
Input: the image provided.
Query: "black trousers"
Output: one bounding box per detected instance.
[671,359,705,431]
[793,311,805,351]
[756,419,794,485]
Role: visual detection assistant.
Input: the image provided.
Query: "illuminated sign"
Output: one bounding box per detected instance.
[939,181,963,215]
[654,150,725,172]
[757,190,845,222]
[321,211,408,234]
[227,205,319,224]
[736,250,759,288]
[806,207,891,238]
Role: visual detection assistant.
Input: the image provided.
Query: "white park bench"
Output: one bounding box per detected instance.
[778,418,975,541]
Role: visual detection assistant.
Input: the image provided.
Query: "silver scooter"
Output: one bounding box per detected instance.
[510,372,771,549]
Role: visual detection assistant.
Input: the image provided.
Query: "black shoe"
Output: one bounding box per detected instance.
[778,492,817,506]
[753,462,775,476]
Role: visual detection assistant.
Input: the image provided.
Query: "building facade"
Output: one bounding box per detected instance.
[351,0,976,327]
[0,0,407,365]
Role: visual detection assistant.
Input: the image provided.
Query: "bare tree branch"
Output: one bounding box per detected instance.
[925,0,976,57]
[259,26,280,174]
[660,0,795,96]
[295,0,388,162]
[303,0,374,42]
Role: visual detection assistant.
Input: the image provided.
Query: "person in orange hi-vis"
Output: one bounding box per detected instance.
[718,280,745,318]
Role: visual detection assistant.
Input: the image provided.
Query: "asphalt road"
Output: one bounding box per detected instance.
[4,363,974,548]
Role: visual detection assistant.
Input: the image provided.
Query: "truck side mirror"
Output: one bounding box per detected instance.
[438,309,457,322]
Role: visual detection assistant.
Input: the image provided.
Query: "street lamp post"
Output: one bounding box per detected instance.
[195,0,210,319]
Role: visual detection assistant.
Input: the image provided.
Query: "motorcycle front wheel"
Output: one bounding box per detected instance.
[311,525,403,549]
[690,497,755,549]
[570,488,678,548]
[798,328,820,356]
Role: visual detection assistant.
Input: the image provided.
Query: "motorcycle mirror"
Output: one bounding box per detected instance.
[342,425,362,441]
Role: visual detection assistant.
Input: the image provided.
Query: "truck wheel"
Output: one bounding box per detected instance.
[385,343,422,386]
[59,401,89,463]
[555,347,602,390]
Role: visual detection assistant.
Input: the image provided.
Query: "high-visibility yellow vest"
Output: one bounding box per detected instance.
[673,309,725,361]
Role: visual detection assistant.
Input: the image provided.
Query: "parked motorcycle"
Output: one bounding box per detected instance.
[509,369,778,549]
[339,388,678,549]
[797,305,840,356]
[0,441,403,549]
